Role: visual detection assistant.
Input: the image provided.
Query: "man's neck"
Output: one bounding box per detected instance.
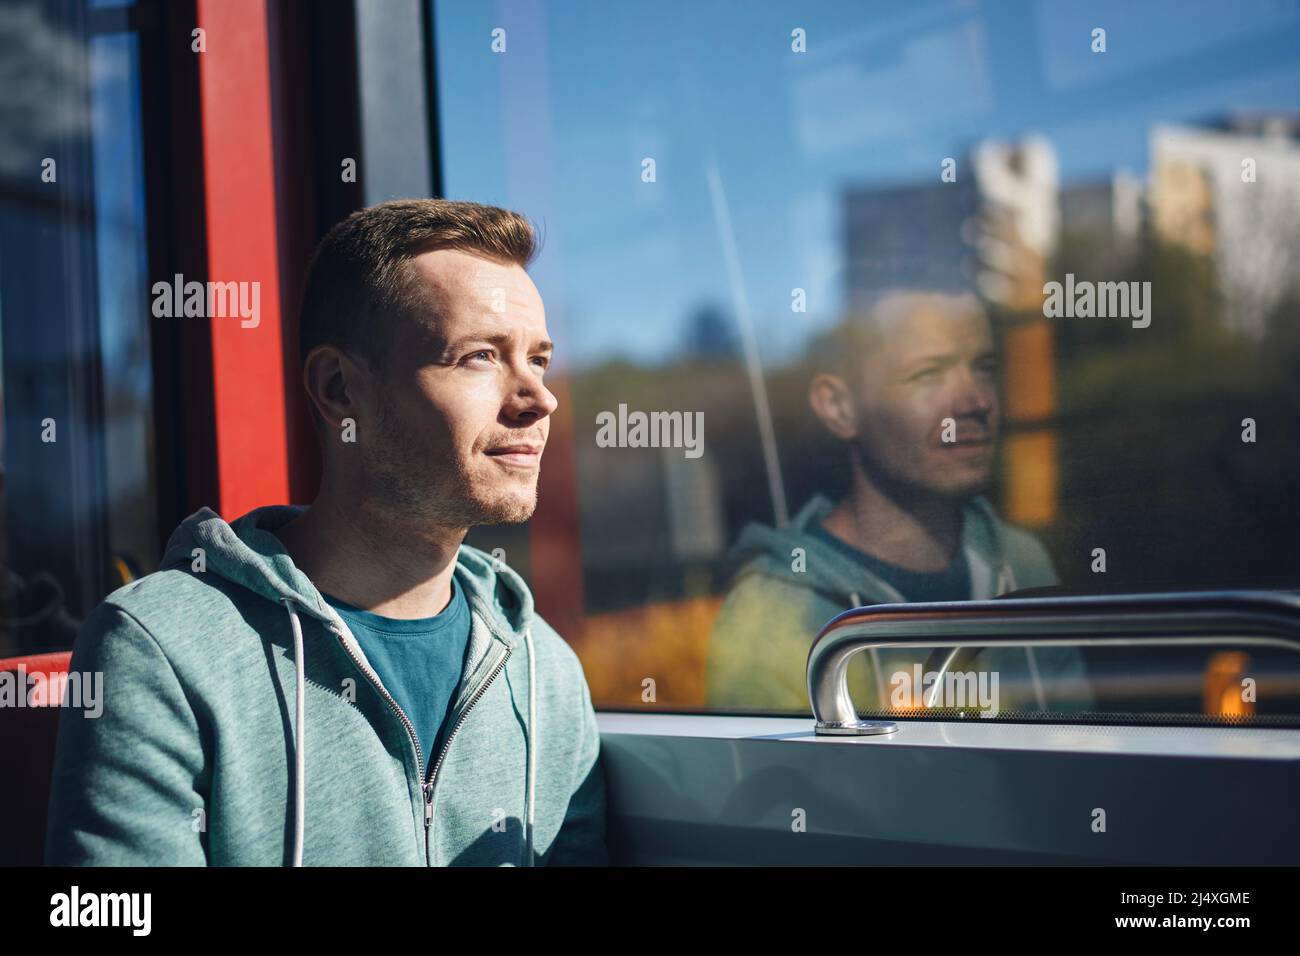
[272,485,465,620]
[822,464,965,573]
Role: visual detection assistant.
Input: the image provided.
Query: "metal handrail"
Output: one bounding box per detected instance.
[807,590,1300,735]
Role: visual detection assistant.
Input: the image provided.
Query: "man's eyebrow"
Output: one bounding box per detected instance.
[901,352,958,368]
[444,331,554,352]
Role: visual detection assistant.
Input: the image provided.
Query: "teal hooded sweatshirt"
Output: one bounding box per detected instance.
[44,505,608,866]
[705,494,1095,715]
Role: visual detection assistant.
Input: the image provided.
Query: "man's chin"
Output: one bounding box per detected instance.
[470,491,539,526]
[917,462,993,500]
[934,473,992,500]
[480,503,537,525]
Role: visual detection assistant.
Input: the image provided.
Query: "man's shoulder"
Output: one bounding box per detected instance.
[725,556,816,599]
[710,557,846,648]
[973,505,1059,588]
[524,613,586,685]
[83,565,265,662]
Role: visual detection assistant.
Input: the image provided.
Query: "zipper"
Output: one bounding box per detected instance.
[330,623,430,797]
[422,649,511,852]
[329,618,511,863]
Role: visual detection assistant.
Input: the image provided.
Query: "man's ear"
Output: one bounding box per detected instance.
[809,372,859,441]
[302,345,368,432]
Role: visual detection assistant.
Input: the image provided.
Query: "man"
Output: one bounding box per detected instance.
[705,290,1091,715]
[46,199,607,866]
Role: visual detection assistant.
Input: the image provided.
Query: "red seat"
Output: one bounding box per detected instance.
[1,652,71,866]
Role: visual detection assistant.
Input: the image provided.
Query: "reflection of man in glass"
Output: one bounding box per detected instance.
[705,290,1089,713]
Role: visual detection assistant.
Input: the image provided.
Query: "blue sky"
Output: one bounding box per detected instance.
[433,0,1300,368]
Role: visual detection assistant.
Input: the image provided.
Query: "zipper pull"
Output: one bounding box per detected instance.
[424,783,433,829]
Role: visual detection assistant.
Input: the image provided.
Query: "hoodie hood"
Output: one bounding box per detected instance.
[724,493,1020,605]
[160,504,533,643]
[159,504,541,866]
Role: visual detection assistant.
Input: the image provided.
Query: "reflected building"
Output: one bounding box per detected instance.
[1149,114,1300,339]
[844,175,980,313]
[1059,170,1144,265]
[845,136,1059,315]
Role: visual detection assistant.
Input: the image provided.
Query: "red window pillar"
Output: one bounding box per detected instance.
[194,0,291,518]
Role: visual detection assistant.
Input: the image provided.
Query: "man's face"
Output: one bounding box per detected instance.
[361,249,557,529]
[848,300,999,499]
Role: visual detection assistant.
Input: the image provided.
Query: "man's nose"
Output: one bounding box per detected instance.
[952,367,995,417]
[506,370,559,421]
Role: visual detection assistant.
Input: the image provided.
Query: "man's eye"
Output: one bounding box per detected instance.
[466,350,493,363]
[912,368,940,382]
[531,355,550,370]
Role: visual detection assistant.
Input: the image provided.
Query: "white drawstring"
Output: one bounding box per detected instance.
[524,626,537,867]
[996,562,1049,711]
[282,599,306,867]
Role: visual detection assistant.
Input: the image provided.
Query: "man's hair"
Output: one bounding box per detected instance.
[298,199,539,380]
[812,289,988,388]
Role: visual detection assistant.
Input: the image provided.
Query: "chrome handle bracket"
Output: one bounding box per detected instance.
[814,718,899,736]
[806,591,1300,736]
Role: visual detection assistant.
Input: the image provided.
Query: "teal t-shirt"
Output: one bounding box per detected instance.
[322,578,473,768]
[809,521,972,602]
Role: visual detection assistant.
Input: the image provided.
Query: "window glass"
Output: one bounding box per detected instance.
[0,1,155,656]
[432,0,1300,723]
[90,29,157,592]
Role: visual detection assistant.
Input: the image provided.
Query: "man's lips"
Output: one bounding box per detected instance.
[941,437,993,456]
[485,443,544,467]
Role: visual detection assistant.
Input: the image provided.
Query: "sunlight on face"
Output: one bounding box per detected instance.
[363,249,558,528]
[851,296,1000,499]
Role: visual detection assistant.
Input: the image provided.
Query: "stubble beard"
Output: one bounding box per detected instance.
[365,403,540,529]
[852,436,990,505]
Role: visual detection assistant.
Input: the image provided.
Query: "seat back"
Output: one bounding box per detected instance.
[0,652,71,865]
